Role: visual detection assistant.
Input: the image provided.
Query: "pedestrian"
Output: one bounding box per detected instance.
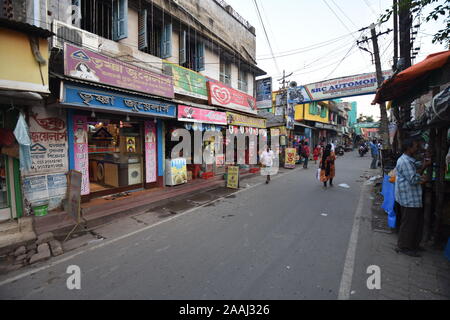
[302,142,310,169]
[394,136,431,257]
[313,144,321,164]
[369,139,379,169]
[320,144,336,188]
[260,145,275,184]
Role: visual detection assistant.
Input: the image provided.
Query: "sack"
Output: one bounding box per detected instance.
[316,168,321,181]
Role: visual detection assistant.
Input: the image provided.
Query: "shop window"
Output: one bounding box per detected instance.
[320,106,327,118]
[87,118,143,193]
[238,68,248,93]
[179,30,205,72]
[76,0,127,41]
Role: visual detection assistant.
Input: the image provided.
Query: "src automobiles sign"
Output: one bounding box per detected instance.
[207,80,257,115]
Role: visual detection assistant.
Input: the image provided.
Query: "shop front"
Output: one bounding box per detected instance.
[59,81,176,200]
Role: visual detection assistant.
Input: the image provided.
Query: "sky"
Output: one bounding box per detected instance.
[225,0,449,120]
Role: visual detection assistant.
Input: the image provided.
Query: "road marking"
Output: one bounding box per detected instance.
[338,183,367,300]
[0,169,294,287]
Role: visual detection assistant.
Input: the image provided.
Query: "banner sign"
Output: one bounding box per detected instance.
[288,71,393,103]
[256,77,272,108]
[284,148,297,169]
[26,106,68,176]
[61,82,177,118]
[163,62,208,100]
[207,80,257,115]
[227,166,239,189]
[64,43,174,99]
[226,112,266,129]
[73,115,90,195]
[144,121,157,183]
[178,105,227,125]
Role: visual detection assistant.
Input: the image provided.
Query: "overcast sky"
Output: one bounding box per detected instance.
[225,0,448,120]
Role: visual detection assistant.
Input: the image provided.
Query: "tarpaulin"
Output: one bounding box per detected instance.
[13,113,32,171]
[373,50,450,104]
[381,175,396,229]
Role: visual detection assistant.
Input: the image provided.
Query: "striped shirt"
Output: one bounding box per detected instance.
[395,154,423,208]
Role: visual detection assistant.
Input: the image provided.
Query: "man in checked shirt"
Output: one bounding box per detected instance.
[394,136,431,257]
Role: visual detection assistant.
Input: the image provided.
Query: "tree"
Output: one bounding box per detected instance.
[380,0,450,46]
[357,114,375,123]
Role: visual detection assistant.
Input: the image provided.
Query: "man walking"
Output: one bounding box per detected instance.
[394,136,431,257]
[260,146,275,184]
[302,142,310,169]
[369,139,379,169]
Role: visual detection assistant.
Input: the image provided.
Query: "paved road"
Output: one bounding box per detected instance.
[0,152,376,299]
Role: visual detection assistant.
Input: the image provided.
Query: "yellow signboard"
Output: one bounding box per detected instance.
[227,166,239,189]
[227,112,266,128]
[285,148,297,169]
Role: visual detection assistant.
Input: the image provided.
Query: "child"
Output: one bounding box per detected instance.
[313,145,321,164]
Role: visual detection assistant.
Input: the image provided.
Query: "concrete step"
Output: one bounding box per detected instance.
[0,217,36,256]
[0,220,20,236]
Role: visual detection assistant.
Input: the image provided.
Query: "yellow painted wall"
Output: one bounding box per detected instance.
[0,28,49,92]
[294,104,329,124]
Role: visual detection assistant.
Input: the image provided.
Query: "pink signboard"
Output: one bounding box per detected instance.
[73,115,90,195]
[207,80,257,115]
[64,43,174,99]
[177,105,227,125]
[145,121,157,183]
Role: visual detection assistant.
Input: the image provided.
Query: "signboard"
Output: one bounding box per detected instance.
[226,112,266,128]
[26,106,68,176]
[73,115,89,195]
[178,105,227,125]
[284,148,297,169]
[67,170,82,223]
[256,77,272,109]
[144,121,157,183]
[227,166,239,189]
[286,103,295,130]
[61,82,177,118]
[207,80,257,115]
[288,86,311,104]
[64,43,174,99]
[167,158,187,185]
[163,62,208,100]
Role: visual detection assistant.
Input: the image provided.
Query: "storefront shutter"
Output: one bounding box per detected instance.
[113,0,128,41]
[138,9,148,50]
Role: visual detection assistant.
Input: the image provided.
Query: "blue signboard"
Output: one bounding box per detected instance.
[256,77,272,109]
[61,82,177,118]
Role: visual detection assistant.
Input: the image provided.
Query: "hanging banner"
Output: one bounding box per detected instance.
[64,43,174,99]
[178,105,227,125]
[26,106,68,176]
[226,112,266,128]
[284,148,297,169]
[207,80,257,115]
[144,121,157,183]
[256,77,272,109]
[73,115,90,195]
[163,62,208,100]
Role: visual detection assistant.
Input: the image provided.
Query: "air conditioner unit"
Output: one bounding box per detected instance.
[52,20,99,50]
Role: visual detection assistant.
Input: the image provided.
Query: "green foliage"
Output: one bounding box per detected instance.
[379,0,450,46]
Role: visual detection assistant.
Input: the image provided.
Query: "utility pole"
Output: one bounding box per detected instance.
[393,0,399,71]
[357,25,392,150]
[277,70,293,90]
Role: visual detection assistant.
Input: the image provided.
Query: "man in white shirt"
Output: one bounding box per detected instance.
[260,146,275,184]
[331,141,336,152]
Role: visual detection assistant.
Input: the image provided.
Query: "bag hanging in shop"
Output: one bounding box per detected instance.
[13,113,32,171]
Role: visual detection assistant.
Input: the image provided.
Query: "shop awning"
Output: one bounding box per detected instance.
[373,50,450,104]
[294,121,314,129]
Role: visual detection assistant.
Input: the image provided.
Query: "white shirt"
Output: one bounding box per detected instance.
[331,143,336,152]
[260,150,274,167]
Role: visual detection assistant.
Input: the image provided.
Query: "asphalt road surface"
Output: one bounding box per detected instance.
[0,152,378,299]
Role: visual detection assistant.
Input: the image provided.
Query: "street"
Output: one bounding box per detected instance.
[0,152,382,299]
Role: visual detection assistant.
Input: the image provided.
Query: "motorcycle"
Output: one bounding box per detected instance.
[359,145,368,157]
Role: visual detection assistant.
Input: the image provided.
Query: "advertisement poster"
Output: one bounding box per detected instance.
[178,105,227,125]
[144,121,157,183]
[64,43,174,99]
[226,112,266,129]
[26,106,68,176]
[207,80,257,115]
[22,173,67,210]
[169,158,187,185]
[163,62,208,100]
[73,115,89,195]
[23,175,48,203]
[126,137,136,153]
[256,77,272,109]
[284,148,297,169]
[227,166,239,189]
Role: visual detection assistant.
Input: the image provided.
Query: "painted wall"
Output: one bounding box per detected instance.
[0,28,49,93]
[294,104,329,124]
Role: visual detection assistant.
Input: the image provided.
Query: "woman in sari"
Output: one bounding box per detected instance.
[320,144,336,188]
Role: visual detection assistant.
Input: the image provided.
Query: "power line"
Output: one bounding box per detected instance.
[330,0,359,29]
[324,43,358,79]
[252,0,280,74]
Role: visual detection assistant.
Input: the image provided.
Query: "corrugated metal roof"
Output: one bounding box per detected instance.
[0,18,53,38]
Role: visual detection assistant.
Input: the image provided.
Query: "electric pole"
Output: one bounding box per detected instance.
[393,0,399,71]
[357,25,392,150]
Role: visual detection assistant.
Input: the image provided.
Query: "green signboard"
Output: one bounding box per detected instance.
[163,62,208,100]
